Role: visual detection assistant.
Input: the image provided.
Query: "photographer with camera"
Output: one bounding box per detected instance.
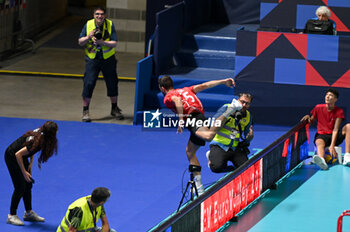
[206,93,254,173]
[78,6,124,122]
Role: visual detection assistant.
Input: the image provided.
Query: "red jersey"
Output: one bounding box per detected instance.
[164,86,204,116]
[311,104,345,134]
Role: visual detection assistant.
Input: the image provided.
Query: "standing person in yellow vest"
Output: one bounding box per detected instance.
[57,187,116,232]
[78,6,124,122]
[206,93,254,173]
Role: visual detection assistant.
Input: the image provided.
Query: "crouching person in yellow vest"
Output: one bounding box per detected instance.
[206,93,254,173]
[57,187,116,232]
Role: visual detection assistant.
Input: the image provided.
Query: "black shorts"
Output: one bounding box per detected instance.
[187,112,206,146]
[314,131,345,147]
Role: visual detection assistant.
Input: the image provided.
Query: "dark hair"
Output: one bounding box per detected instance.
[23,121,58,169]
[91,187,111,204]
[93,6,106,14]
[238,93,253,102]
[327,88,339,99]
[158,75,173,90]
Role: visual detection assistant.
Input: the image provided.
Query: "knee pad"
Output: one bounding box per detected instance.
[189,165,201,172]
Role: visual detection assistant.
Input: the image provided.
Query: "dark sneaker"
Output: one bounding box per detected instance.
[111,106,124,120]
[7,214,24,226]
[82,110,91,122]
[23,211,45,222]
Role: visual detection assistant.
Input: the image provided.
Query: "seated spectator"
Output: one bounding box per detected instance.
[301,88,350,170]
[303,6,336,35]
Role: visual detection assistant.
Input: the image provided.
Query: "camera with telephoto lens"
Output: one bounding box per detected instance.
[233,110,246,121]
[94,29,102,40]
[236,140,250,155]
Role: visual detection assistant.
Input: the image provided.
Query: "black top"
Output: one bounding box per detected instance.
[6,132,40,158]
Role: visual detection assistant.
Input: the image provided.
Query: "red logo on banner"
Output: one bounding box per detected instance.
[201,160,262,232]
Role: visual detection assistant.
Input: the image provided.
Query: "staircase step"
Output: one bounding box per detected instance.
[174,49,236,69]
[181,34,236,52]
[163,67,235,95]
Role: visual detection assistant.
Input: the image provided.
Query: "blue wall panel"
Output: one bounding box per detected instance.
[307,35,339,61]
[274,58,306,85]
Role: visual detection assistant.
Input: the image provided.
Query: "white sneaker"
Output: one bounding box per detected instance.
[206,151,210,168]
[230,99,243,111]
[223,99,243,117]
[196,184,205,195]
[193,175,205,196]
[23,211,45,222]
[7,214,24,226]
[343,153,350,166]
[313,155,328,170]
[191,184,205,196]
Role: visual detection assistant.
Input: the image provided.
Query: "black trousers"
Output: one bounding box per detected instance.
[208,144,248,173]
[4,149,32,215]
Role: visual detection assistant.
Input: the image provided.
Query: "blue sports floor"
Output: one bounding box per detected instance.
[1,117,349,232]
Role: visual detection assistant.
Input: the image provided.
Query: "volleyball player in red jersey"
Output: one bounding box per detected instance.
[159,75,242,194]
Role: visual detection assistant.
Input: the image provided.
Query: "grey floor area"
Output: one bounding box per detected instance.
[0,16,144,124]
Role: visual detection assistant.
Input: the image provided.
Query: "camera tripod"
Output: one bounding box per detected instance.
[177,165,201,212]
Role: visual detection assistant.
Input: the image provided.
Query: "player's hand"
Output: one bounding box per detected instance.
[177,125,183,134]
[28,164,32,175]
[301,115,310,123]
[23,171,33,183]
[224,78,235,88]
[177,119,184,134]
[329,146,337,157]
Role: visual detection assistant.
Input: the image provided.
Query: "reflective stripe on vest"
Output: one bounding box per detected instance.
[85,19,115,59]
[213,108,251,147]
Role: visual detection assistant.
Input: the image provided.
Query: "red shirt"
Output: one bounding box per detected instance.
[164,86,204,116]
[311,104,345,134]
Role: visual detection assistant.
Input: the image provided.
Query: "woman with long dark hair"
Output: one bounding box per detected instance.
[4,121,58,226]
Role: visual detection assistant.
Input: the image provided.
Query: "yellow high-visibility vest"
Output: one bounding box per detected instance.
[213,106,251,148]
[85,18,115,59]
[57,196,102,232]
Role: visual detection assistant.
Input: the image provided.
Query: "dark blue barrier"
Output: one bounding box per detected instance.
[148,121,309,232]
[133,55,154,125]
[154,2,184,76]
[211,0,260,24]
[183,0,211,32]
[145,0,183,55]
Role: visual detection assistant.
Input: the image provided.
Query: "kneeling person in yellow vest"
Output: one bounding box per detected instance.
[57,187,116,232]
[206,93,254,173]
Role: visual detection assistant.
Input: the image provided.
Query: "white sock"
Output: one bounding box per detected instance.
[194,175,202,187]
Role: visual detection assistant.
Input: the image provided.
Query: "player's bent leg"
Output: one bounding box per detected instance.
[315,139,326,158]
[314,139,328,170]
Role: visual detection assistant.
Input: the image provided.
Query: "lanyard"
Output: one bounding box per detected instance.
[88,200,97,228]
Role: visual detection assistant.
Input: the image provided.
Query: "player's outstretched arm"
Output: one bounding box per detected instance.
[192,78,235,93]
